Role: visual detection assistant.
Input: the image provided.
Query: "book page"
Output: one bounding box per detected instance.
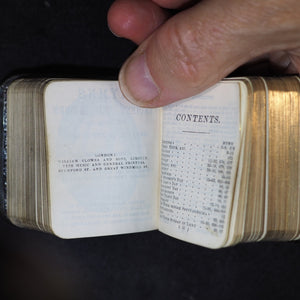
[44,81,161,238]
[159,82,241,248]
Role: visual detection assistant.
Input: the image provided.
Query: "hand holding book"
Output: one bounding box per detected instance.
[2,76,299,248]
[108,0,300,107]
[1,0,300,248]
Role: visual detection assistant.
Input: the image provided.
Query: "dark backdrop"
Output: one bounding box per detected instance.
[0,1,299,299]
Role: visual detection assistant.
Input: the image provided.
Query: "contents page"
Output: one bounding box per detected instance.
[44,81,161,238]
[159,83,241,248]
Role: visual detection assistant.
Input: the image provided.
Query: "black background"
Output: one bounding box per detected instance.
[0,1,299,299]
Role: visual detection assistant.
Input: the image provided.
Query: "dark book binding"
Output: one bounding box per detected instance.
[0,81,8,217]
[0,76,21,217]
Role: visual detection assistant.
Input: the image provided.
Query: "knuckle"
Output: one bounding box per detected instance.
[171,22,204,84]
[158,19,222,87]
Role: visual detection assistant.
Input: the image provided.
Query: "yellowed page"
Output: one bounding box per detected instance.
[158,82,241,249]
[44,80,161,238]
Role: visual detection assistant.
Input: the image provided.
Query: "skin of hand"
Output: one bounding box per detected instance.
[108,0,300,107]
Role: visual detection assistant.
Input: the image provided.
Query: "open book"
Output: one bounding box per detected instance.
[1,76,299,248]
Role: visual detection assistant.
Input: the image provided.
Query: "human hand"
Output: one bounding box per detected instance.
[108,0,300,107]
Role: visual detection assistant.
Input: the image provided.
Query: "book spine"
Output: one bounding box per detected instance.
[0,76,20,218]
[0,81,8,217]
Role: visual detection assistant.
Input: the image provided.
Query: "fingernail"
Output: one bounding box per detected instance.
[120,53,159,105]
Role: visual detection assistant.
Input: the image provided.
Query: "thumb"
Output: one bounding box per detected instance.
[118,0,291,107]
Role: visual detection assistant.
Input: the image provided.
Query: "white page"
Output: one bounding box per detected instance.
[159,82,241,248]
[44,81,161,238]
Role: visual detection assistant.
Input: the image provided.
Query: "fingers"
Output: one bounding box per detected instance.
[119,0,300,107]
[107,0,197,44]
[107,0,169,44]
[118,1,259,107]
